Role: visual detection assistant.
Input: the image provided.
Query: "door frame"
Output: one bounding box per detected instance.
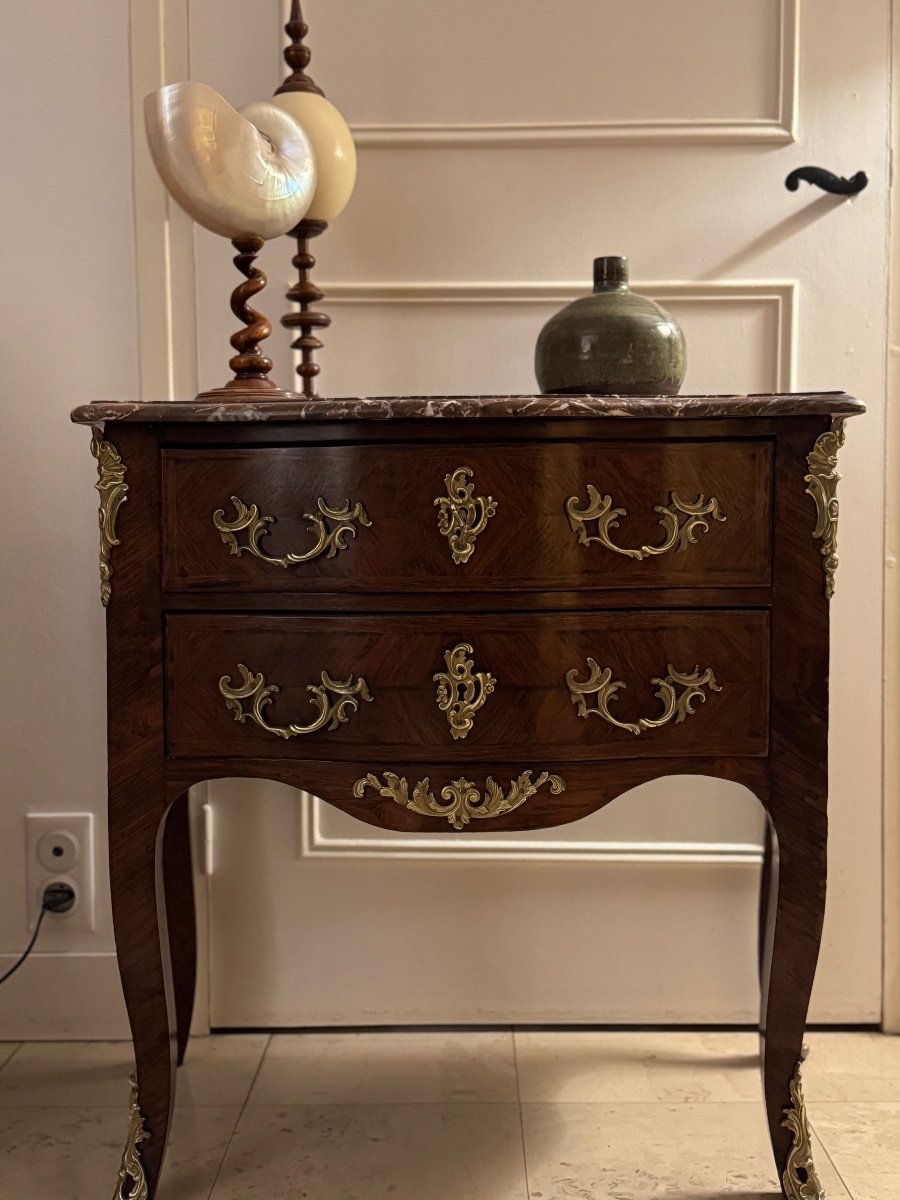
[883,0,900,1034]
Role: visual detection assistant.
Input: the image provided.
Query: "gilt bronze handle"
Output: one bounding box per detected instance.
[220,664,372,738]
[566,488,725,560]
[213,495,371,567]
[566,660,722,736]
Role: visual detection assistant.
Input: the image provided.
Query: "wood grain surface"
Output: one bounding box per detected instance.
[163,440,772,592]
[166,610,769,761]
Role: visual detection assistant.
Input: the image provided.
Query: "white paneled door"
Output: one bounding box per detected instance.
[182,0,889,1025]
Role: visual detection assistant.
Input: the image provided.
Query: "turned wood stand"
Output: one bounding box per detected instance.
[72,392,861,1200]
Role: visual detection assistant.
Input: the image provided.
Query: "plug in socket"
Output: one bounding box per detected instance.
[25,815,95,933]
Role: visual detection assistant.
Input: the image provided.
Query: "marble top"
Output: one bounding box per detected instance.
[71,392,864,425]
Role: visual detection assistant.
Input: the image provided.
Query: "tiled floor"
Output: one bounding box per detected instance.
[0,1030,896,1199]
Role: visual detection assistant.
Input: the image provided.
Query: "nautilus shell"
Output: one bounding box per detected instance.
[144,82,317,240]
[271,91,357,222]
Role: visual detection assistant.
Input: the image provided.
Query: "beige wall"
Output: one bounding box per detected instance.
[0,3,137,1035]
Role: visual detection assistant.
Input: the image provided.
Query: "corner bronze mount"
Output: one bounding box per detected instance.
[91,428,129,608]
[354,771,566,831]
[112,1076,150,1200]
[781,1061,826,1200]
[804,418,845,600]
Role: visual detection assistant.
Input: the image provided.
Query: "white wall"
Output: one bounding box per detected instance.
[0,2,138,1036]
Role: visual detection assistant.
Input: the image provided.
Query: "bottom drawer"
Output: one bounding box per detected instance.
[166,611,769,762]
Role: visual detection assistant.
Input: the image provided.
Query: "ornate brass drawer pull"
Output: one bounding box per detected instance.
[434,643,496,740]
[566,660,722,736]
[354,770,565,831]
[220,664,372,738]
[213,495,371,567]
[566,488,725,560]
[435,467,497,564]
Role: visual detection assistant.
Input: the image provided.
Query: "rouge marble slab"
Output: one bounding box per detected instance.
[71,391,864,425]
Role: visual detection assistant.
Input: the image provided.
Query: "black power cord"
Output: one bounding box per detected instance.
[0,882,76,987]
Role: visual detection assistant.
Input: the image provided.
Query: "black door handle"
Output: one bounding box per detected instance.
[786,166,869,196]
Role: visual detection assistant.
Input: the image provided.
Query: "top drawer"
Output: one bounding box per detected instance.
[162,441,772,593]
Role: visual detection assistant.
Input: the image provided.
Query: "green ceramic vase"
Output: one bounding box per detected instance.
[535,257,686,396]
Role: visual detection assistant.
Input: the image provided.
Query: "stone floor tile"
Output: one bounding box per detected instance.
[0,1035,267,1108]
[248,1031,517,1105]
[810,1101,900,1199]
[0,1105,240,1200]
[521,1101,850,1198]
[0,1044,20,1074]
[804,1032,900,1102]
[210,1103,528,1200]
[514,1031,761,1103]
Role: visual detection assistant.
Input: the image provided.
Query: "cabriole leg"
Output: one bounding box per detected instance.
[163,791,197,1066]
[759,802,828,1200]
[109,790,177,1199]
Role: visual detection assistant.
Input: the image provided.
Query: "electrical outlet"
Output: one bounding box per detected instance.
[25,814,95,933]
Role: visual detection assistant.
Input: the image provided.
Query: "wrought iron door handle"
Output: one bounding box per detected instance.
[785,167,868,196]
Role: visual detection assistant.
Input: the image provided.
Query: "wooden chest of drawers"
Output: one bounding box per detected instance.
[72,391,861,1200]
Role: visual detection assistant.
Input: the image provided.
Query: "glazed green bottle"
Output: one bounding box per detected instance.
[535,256,686,396]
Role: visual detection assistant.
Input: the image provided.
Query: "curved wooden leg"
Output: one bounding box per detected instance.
[760,800,828,1200]
[109,786,177,1200]
[758,814,777,985]
[163,792,197,1066]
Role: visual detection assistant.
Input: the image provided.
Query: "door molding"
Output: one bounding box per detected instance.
[321,279,797,392]
[300,794,765,866]
[345,0,798,146]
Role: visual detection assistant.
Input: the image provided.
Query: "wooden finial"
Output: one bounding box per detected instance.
[282,220,331,398]
[277,0,331,398]
[276,0,325,97]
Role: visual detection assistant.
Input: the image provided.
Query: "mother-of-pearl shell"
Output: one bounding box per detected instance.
[144,82,317,240]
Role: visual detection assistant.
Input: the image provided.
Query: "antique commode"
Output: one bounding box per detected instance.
[72,389,860,1200]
